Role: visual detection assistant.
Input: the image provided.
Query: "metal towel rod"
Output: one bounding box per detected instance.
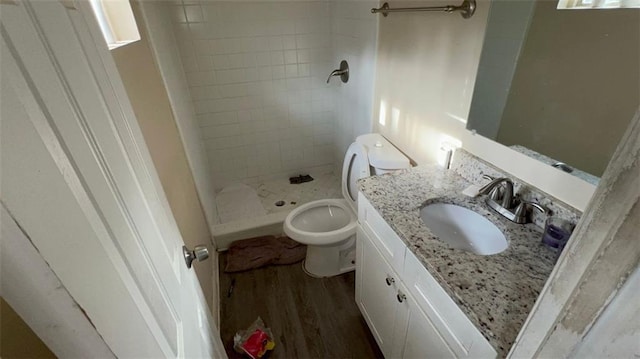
[371,0,476,19]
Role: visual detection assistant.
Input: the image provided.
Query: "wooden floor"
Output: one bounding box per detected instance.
[219,253,383,359]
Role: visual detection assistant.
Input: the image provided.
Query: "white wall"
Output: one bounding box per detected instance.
[570,266,640,357]
[331,1,379,167]
[139,1,219,229]
[167,1,338,189]
[373,0,595,210]
[374,0,491,165]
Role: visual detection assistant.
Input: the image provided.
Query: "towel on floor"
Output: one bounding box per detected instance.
[224,235,306,273]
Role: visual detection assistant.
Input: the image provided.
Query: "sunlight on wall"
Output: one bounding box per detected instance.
[414,125,445,164]
[377,98,464,168]
[391,107,401,131]
[379,101,387,126]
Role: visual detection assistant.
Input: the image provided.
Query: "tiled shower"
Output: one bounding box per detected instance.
[165,1,377,189]
[142,0,378,230]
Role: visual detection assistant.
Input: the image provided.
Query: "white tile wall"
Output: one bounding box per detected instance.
[331,1,379,169]
[167,0,346,189]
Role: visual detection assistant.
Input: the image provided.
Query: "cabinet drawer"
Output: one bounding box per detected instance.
[404,250,496,358]
[358,193,406,273]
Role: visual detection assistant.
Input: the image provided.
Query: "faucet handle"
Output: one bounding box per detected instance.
[482,175,504,201]
[482,175,498,198]
[488,186,503,201]
[514,200,546,223]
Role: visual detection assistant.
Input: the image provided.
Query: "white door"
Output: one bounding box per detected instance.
[0,0,225,357]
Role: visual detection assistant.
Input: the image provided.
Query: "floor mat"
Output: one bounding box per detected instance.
[224,236,306,273]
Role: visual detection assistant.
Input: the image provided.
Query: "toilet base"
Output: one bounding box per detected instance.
[302,236,356,277]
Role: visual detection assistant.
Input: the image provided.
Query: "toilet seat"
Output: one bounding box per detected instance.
[342,142,371,213]
[284,142,370,247]
[283,198,356,246]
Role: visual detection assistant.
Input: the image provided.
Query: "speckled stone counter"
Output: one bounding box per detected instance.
[357,165,558,357]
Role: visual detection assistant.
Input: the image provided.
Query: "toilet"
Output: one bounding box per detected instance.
[284,133,410,277]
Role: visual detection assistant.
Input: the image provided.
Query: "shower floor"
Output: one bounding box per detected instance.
[255,173,341,214]
[215,173,341,225]
[213,173,341,249]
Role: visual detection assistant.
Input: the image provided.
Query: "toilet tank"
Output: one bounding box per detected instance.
[356,134,411,175]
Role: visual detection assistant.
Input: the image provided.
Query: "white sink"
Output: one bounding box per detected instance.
[420,203,508,255]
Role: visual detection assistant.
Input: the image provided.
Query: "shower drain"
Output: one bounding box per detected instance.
[275,200,285,207]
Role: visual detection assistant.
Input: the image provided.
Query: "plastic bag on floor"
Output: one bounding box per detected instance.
[233,317,275,359]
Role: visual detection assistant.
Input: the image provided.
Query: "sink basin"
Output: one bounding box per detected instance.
[420,203,508,255]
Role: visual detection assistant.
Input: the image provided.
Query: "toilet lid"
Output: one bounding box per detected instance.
[342,142,370,212]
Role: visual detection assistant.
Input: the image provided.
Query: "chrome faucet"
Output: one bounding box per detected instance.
[478,175,546,224]
[478,176,514,208]
[326,60,349,84]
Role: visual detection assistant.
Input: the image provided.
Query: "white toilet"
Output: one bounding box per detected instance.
[284,133,410,277]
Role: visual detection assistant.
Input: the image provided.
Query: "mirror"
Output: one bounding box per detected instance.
[468,0,639,185]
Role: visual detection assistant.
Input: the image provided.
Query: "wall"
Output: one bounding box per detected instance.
[168,0,339,189]
[138,1,219,232]
[570,266,640,357]
[374,0,491,165]
[111,1,215,310]
[373,0,595,210]
[331,0,379,167]
[497,1,639,176]
[1,297,56,359]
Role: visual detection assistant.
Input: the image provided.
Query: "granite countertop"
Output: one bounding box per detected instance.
[358,165,558,357]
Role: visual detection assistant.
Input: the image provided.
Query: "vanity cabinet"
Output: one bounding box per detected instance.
[356,194,497,359]
[356,226,403,358]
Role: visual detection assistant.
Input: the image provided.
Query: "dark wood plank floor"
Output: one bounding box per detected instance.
[219,253,383,359]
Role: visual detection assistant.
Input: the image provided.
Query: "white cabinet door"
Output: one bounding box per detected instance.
[0,1,224,357]
[395,290,457,359]
[356,227,401,357]
[404,251,497,359]
[357,215,453,359]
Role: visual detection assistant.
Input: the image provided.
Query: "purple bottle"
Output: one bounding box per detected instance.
[542,217,574,250]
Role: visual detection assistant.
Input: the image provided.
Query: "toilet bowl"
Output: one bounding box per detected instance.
[284,133,410,277]
[285,199,356,247]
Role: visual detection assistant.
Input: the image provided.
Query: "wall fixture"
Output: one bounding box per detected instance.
[438,142,456,169]
[326,60,349,84]
[371,0,476,19]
